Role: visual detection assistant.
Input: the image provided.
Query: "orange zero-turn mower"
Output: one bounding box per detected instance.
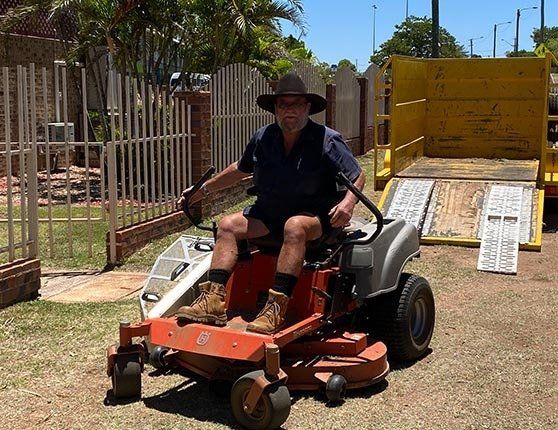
[106,167,435,430]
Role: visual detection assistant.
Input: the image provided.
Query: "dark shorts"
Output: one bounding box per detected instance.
[243,203,333,238]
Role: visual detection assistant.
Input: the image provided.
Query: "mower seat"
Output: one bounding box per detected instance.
[244,227,346,257]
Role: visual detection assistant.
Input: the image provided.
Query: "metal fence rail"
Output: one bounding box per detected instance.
[1,64,193,264]
[106,70,193,261]
[210,63,273,172]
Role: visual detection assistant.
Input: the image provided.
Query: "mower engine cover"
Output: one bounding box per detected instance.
[340,218,420,299]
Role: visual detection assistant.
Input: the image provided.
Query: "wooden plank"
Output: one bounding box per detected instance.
[427,58,546,80]
[397,157,539,181]
[426,116,542,139]
[425,137,540,160]
[427,99,544,118]
[423,180,487,238]
[427,79,545,100]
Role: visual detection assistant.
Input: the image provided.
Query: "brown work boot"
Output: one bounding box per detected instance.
[246,289,290,334]
[175,281,227,326]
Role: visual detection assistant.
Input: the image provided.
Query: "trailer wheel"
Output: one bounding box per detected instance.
[111,354,142,398]
[149,346,168,369]
[372,274,435,362]
[230,370,291,430]
[325,374,347,403]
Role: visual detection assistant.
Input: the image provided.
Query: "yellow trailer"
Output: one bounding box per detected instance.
[373,54,558,271]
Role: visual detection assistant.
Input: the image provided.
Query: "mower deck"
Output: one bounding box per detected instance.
[114,315,389,391]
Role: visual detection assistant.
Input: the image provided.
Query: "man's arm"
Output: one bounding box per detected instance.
[328,171,365,228]
[178,162,251,206]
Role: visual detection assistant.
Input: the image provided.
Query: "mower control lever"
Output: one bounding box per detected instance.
[181,166,218,240]
[335,171,384,246]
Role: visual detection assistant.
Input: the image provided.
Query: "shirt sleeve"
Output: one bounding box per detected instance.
[323,132,362,182]
[237,134,257,173]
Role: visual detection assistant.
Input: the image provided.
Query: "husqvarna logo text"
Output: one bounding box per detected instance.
[196,331,210,346]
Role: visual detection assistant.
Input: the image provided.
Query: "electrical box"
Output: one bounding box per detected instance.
[47,122,75,142]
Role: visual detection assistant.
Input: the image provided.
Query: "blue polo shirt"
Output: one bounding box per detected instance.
[237,120,361,219]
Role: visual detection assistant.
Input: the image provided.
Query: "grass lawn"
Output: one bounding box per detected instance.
[1,151,557,429]
[0,205,108,270]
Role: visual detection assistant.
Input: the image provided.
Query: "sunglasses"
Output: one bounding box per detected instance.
[275,101,309,110]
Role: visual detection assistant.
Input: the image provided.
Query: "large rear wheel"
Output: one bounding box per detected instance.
[372,273,435,362]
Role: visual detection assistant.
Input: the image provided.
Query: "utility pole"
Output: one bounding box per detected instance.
[493,21,511,58]
[406,0,409,19]
[372,4,378,55]
[432,0,439,58]
[515,7,538,54]
[540,0,545,44]
[469,36,484,57]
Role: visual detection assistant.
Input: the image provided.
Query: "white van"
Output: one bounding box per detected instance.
[169,72,210,91]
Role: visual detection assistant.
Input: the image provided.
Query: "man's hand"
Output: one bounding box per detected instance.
[328,200,355,228]
[176,186,204,211]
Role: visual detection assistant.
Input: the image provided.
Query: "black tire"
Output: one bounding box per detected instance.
[149,346,168,369]
[112,354,142,398]
[230,370,291,430]
[372,273,435,362]
[325,374,347,403]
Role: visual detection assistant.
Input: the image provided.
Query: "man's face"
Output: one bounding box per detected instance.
[275,95,310,133]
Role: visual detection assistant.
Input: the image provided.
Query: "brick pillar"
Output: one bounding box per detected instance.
[173,91,213,218]
[326,84,336,129]
[358,77,369,156]
[268,80,279,92]
[0,259,41,308]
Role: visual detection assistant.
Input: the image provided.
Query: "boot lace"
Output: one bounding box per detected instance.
[256,299,281,325]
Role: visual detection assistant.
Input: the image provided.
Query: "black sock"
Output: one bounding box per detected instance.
[272,272,298,297]
[208,269,231,286]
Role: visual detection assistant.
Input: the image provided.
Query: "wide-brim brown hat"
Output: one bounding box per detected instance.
[257,72,327,115]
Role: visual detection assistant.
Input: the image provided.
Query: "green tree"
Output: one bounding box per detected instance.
[506,49,536,58]
[337,59,357,72]
[370,16,466,65]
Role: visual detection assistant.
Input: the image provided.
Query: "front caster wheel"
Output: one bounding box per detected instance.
[149,346,169,369]
[230,370,291,430]
[325,374,347,403]
[112,354,142,398]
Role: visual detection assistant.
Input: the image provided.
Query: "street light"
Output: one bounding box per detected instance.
[372,4,378,55]
[406,0,409,19]
[469,36,484,57]
[515,6,538,53]
[493,21,512,58]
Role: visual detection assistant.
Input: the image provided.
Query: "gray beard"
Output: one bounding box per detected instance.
[277,116,309,133]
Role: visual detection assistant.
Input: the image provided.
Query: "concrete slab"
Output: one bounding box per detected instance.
[42,271,147,303]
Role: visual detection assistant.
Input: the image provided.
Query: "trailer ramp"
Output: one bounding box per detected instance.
[379,158,544,274]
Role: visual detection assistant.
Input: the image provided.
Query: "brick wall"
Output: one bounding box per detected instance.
[0,258,41,308]
[0,34,80,161]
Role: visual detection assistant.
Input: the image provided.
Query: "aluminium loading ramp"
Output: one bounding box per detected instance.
[378,158,544,274]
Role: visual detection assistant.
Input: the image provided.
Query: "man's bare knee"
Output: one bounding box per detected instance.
[217,214,245,240]
[283,217,310,244]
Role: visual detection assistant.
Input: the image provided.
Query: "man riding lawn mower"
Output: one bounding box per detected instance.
[176,72,365,334]
[106,73,436,430]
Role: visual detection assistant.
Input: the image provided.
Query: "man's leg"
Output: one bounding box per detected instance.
[176,211,269,324]
[247,214,322,334]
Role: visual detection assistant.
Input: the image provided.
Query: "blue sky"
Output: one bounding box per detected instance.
[281,0,555,71]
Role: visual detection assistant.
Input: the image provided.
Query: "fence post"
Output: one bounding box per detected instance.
[326,83,336,129]
[107,71,118,265]
[173,90,212,218]
[357,77,369,156]
[28,64,39,258]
